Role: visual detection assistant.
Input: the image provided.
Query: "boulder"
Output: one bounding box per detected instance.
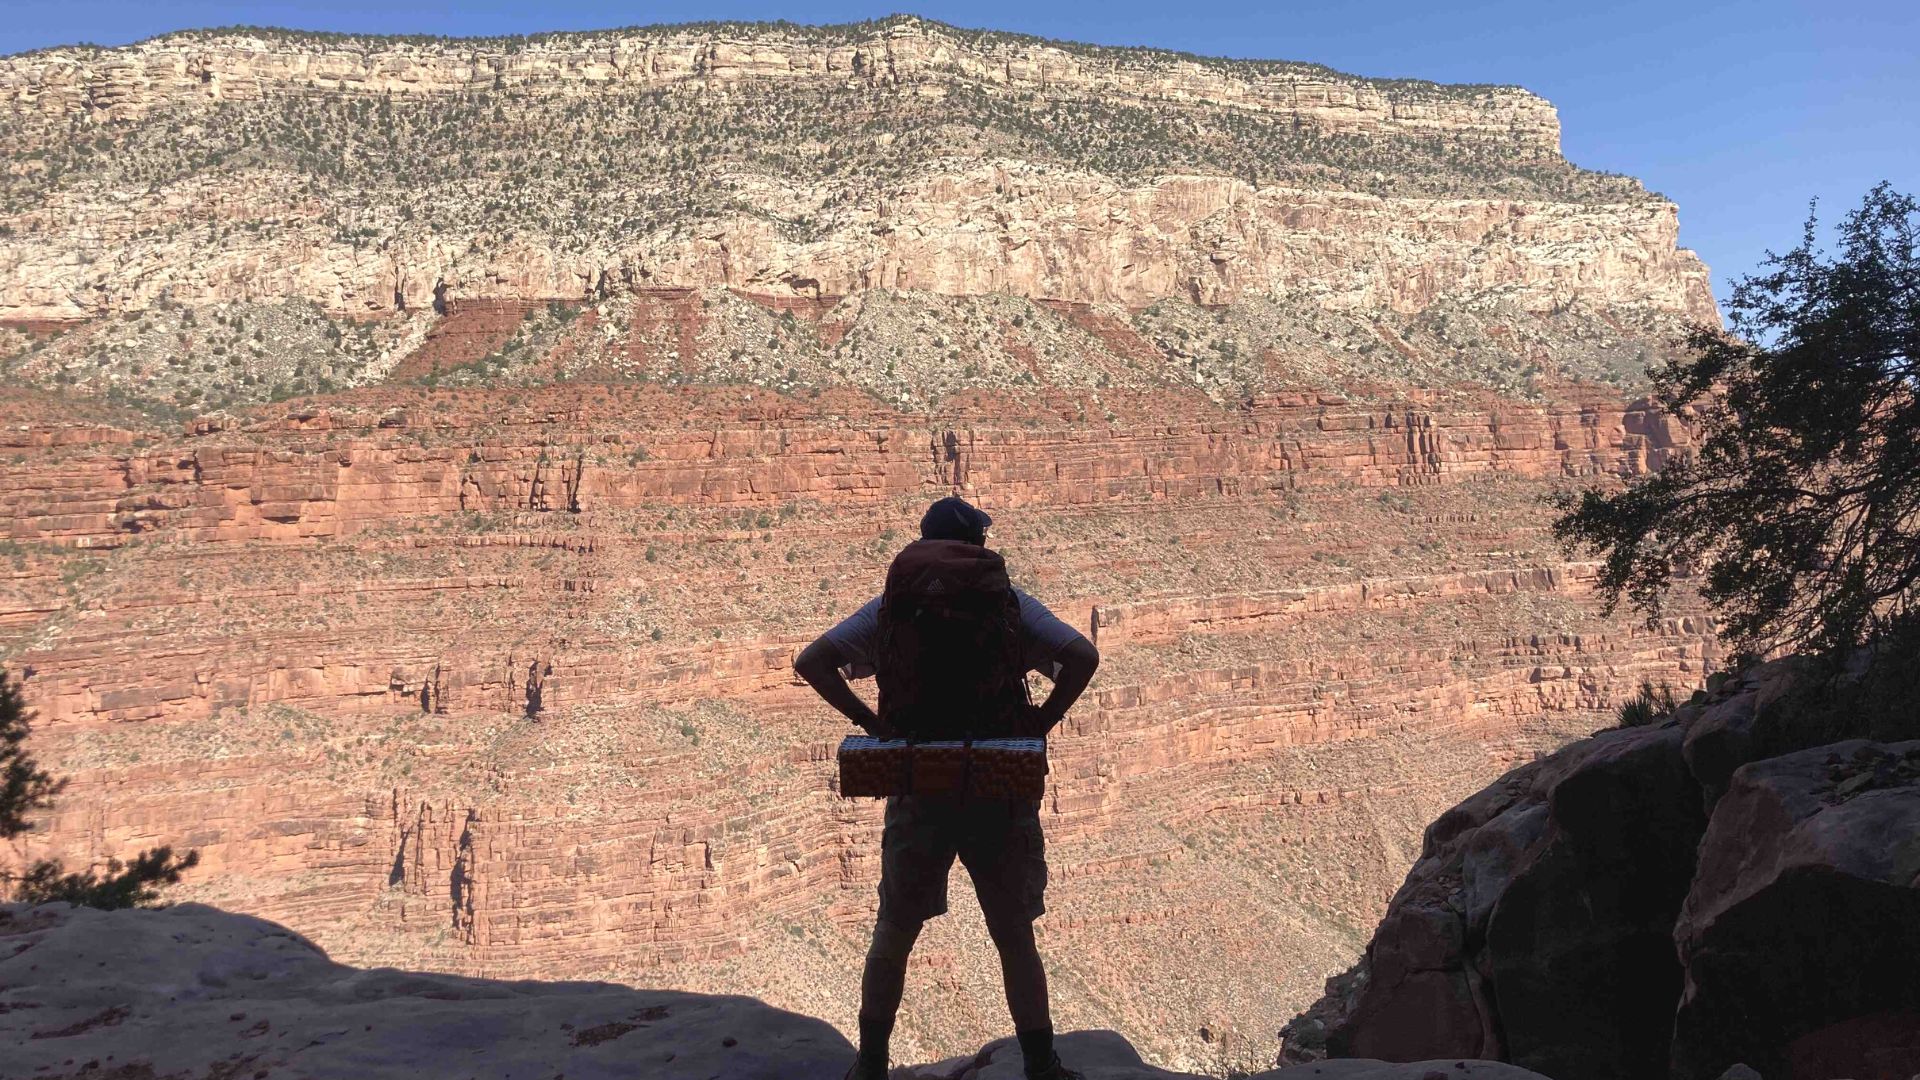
[1680,692,1760,810]
[1328,722,1705,1080]
[1681,656,1825,811]
[1670,740,1920,1080]
[1482,722,1704,1080]
[1303,662,1920,1080]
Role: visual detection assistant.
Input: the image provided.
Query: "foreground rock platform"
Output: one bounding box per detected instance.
[902,1030,1552,1080]
[1,901,851,1079]
[1,901,1551,1080]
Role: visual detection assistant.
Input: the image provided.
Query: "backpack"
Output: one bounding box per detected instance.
[874,539,1030,741]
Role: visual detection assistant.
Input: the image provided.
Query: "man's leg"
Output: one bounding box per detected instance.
[987,912,1070,1078]
[856,916,922,1073]
[861,795,956,1075]
[985,914,1050,1032]
[963,804,1073,1079]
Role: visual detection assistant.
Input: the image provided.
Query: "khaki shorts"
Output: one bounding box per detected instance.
[877,795,1048,929]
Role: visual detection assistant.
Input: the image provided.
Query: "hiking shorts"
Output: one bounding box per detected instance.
[877,795,1047,929]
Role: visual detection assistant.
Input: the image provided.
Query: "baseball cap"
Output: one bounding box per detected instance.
[920,496,993,541]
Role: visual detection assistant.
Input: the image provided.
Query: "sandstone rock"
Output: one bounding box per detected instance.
[1681,692,1761,810]
[0,168,1716,323]
[0,19,1564,146]
[0,901,853,1079]
[1316,663,1920,1080]
[1328,721,1706,1080]
[1680,655,1836,812]
[1482,723,1706,1080]
[1670,739,1920,1080]
[0,901,1556,1080]
[0,20,1714,324]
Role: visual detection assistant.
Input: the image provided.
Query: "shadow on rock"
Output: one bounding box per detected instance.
[1291,657,1920,1080]
[0,901,852,1079]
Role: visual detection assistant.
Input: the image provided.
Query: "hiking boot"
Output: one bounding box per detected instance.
[843,1058,889,1080]
[1026,1052,1084,1080]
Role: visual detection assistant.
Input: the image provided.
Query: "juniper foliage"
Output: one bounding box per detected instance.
[1,669,199,908]
[1555,184,1920,662]
[0,670,61,840]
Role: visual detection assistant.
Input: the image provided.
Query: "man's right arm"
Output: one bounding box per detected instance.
[793,636,893,737]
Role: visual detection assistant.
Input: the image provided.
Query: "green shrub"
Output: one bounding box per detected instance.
[1614,682,1677,729]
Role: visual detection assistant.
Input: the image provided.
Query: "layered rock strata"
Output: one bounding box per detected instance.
[2,386,1685,562]
[0,20,1560,139]
[1,382,1715,1073]
[0,170,1714,322]
[0,19,1714,322]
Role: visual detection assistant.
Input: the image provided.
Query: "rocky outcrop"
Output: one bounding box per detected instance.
[1298,659,1920,1080]
[0,900,847,1079]
[0,168,1715,322]
[1312,723,1703,1077]
[901,1030,1553,1080]
[0,901,1550,1080]
[0,19,1714,322]
[1672,740,1920,1080]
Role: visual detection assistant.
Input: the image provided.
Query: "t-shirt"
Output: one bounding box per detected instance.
[819,589,1085,681]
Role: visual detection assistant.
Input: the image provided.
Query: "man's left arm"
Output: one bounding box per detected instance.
[1032,635,1099,734]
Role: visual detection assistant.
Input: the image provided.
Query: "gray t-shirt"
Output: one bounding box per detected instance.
[820,589,1084,681]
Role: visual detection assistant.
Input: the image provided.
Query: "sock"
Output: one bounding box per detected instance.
[858,1013,892,1070]
[1017,1025,1056,1076]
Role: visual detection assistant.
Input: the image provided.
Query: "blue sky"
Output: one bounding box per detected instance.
[4,1,1914,312]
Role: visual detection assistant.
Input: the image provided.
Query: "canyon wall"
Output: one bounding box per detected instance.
[0,169,1714,322]
[0,19,1561,141]
[0,18,1722,1075]
[0,18,1713,323]
[0,382,1716,1073]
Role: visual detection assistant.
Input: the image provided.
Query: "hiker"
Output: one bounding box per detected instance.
[794,496,1100,1080]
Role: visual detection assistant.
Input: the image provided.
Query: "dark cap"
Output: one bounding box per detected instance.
[920,496,992,542]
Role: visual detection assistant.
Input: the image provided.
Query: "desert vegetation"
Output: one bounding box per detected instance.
[0,17,1650,238]
[0,299,429,416]
[1559,183,1920,744]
